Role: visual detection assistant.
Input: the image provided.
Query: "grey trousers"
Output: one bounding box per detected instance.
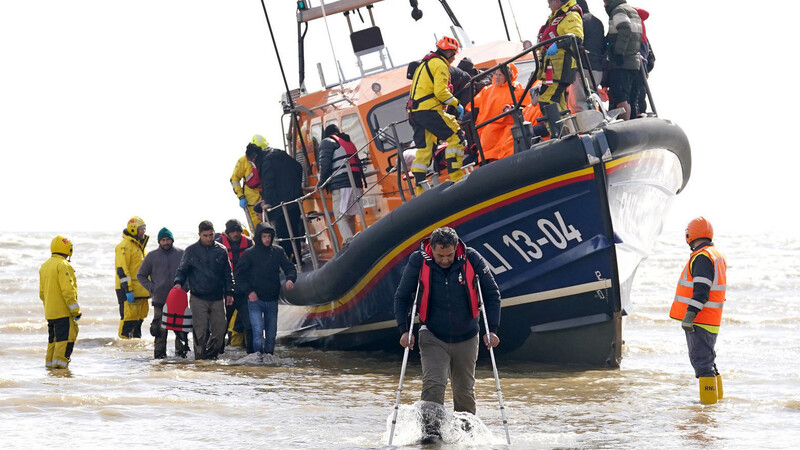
[190,296,226,360]
[685,326,719,378]
[418,328,479,414]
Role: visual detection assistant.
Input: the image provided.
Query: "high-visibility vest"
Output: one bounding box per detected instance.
[670,245,727,326]
[417,240,479,323]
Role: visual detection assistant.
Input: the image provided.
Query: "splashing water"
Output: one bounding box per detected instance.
[384,400,504,446]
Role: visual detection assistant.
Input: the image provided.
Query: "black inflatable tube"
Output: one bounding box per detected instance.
[283,118,690,306]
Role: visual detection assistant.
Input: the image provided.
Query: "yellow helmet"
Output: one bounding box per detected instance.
[126,216,146,236]
[252,134,269,150]
[51,235,73,259]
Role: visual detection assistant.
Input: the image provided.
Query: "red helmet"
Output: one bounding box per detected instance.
[436,36,459,52]
[685,216,713,245]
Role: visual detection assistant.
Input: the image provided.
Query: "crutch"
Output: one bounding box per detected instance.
[477,278,511,445]
[388,282,421,446]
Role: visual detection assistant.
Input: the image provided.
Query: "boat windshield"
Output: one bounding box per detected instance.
[366,95,414,153]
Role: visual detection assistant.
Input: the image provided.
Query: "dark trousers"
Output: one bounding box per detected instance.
[685,326,719,378]
[151,305,189,359]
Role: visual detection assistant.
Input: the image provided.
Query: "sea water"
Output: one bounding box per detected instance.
[1,230,799,448]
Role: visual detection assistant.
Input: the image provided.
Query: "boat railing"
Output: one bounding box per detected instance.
[268,119,416,272]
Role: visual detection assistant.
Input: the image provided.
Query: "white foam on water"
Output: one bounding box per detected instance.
[384,400,504,446]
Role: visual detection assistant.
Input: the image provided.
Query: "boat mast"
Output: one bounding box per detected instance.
[259,0,312,177]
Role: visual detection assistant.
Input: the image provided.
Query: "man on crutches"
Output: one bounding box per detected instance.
[392,227,501,440]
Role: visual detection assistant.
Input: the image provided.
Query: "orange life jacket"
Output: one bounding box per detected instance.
[669,245,727,326]
[418,240,479,322]
[163,288,192,332]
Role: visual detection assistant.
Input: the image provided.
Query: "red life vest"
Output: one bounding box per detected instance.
[244,160,261,189]
[163,288,192,332]
[537,3,583,43]
[220,234,251,270]
[330,135,363,177]
[417,239,479,322]
[669,245,727,326]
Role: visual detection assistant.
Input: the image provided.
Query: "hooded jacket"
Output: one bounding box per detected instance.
[40,253,80,320]
[235,222,297,302]
[137,245,184,307]
[174,238,234,301]
[114,230,150,299]
[471,63,529,160]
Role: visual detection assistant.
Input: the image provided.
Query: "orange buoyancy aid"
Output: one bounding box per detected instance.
[330,135,363,177]
[670,245,727,326]
[417,240,479,322]
[244,160,261,189]
[220,234,251,270]
[163,288,192,332]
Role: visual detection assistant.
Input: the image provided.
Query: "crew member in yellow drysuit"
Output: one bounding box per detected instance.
[231,135,267,231]
[39,235,81,369]
[115,216,150,338]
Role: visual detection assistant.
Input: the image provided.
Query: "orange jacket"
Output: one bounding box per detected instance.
[471,63,530,160]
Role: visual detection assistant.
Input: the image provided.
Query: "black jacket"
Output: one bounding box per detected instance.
[174,240,234,301]
[235,222,297,302]
[582,12,606,71]
[253,148,304,209]
[317,134,364,192]
[394,242,501,343]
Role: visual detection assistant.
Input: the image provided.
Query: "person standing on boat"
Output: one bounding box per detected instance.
[246,143,305,263]
[137,227,187,359]
[536,0,584,113]
[603,0,642,120]
[231,135,266,232]
[670,217,727,404]
[407,36,467,195]
[235,222,296,357]
[394,227,501,415]
[115,216,150,339]
[316,124,364,241]
[215,219,254,353]
[173,220,235,360]
[39,235,81,369]
[568,0,604,112]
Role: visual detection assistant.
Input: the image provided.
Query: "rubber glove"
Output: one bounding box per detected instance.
[455,104,465,120]
[126,291,135,303]
[74,314,81,322]
[546,43,558,57]
[681,310,697,333]
[239,197,247,208]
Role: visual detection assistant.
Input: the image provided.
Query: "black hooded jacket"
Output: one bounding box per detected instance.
[235,222,297,302]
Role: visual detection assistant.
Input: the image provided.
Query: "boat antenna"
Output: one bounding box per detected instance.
[496,0,511,41]
[436,0,462,28]
[319,0,347,94]
[506,0,523,42]
[258,0,312,178]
